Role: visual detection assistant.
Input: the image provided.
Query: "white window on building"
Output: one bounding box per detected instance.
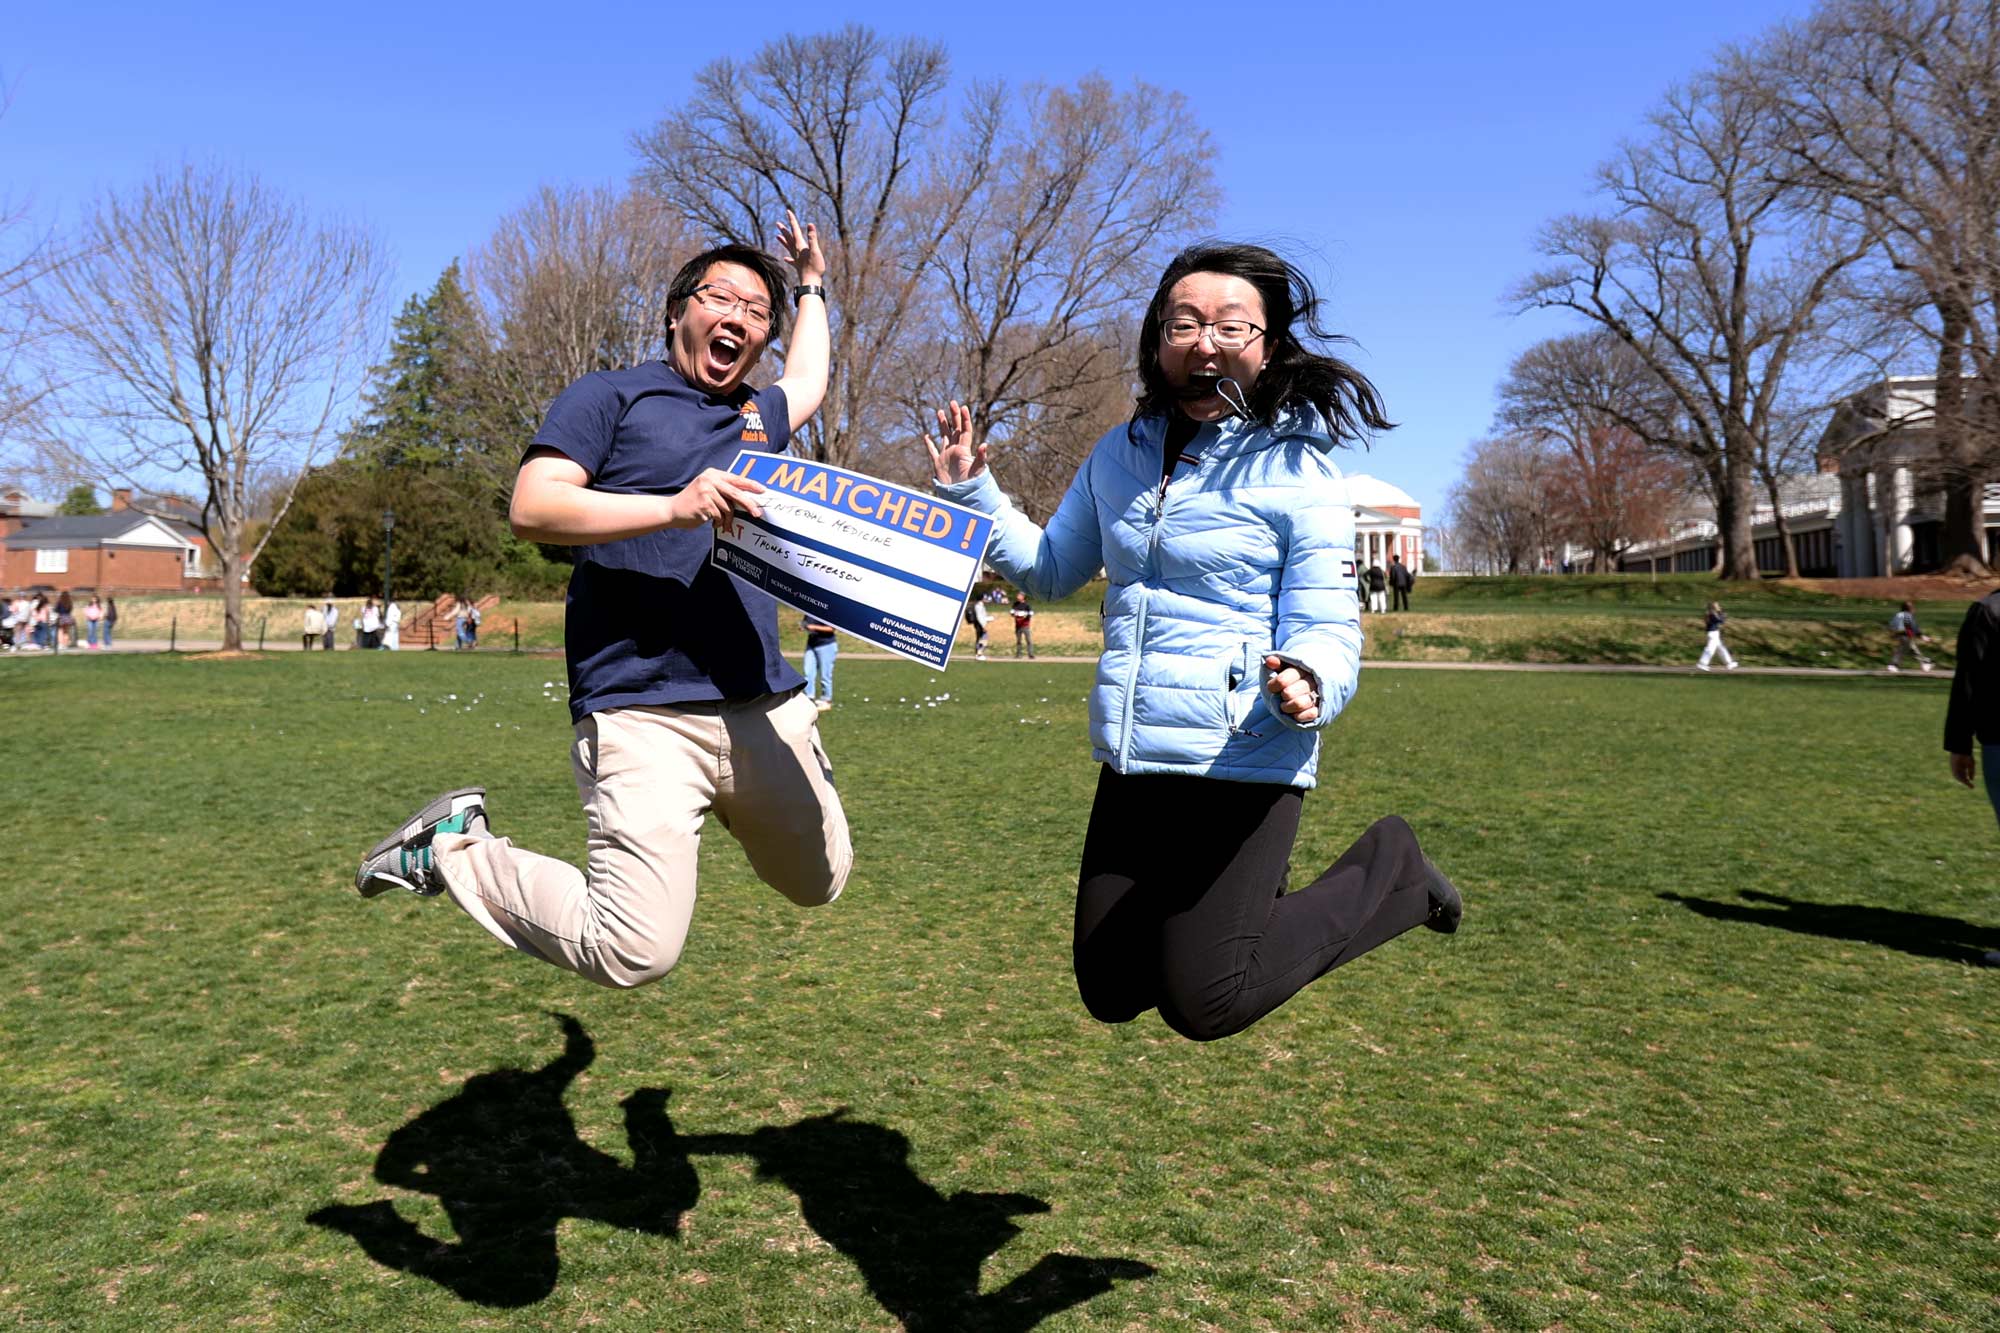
[35,548,68,574]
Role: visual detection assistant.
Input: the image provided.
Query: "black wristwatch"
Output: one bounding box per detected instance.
[793,283,826,306]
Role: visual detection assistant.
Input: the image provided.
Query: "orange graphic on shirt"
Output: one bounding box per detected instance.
[739,402,768,444]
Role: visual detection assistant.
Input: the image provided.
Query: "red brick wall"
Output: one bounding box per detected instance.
[3,545,189,592]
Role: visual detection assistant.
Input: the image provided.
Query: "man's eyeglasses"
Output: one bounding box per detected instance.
[690,284,774,328]
[1162,318,1264,350]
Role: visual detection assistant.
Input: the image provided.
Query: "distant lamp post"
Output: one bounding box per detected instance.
[382,507,395,606]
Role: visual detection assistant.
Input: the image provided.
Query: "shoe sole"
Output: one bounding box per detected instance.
[356,786,486,898]
[1423,858,1463,934]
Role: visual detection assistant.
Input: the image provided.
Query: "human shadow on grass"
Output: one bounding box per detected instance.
[1659,889,2000,965]
[666,1108,1154,1333]
[306,1012,698,1307]
[309,1015,1153,1326]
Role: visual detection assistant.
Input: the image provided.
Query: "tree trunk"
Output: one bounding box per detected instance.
[220,549,245,652]
[1760,468,1800,578]
[1941,472,1989,576]
[1715,451,1760,579]
[1933,304,1989,575]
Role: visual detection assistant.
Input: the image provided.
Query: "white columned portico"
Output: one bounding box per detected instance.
[1844,472,1876,577]
[1835,474,1855,576]
[1890,466,1914,575]
[1866,471,1889,576]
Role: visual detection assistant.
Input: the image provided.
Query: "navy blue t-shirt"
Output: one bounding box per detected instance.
[530,360,805,721]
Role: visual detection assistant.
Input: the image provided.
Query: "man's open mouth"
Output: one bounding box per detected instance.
[704,335,744,378]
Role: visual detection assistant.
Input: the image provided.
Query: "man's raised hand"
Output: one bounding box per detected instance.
[665,468,766,529]
[776,209,826,284]
[923,400,986,485]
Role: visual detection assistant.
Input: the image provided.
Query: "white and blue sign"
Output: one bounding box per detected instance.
[711,452,995,670]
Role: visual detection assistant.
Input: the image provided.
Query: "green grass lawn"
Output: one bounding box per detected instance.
[3,654,1995,1331]
[105,573,1999,667]
[1408,572,1950,620]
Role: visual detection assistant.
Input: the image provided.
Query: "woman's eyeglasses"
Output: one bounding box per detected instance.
[1161,317,1264,350]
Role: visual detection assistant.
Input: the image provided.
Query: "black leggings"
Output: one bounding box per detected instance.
[1074,766,1433,1042]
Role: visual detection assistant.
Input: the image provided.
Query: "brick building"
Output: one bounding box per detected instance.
[1344,474,1425,572]
[2,490,217,592]
[0,487,57,539]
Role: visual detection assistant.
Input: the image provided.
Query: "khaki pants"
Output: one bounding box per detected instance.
[434,691,851,988]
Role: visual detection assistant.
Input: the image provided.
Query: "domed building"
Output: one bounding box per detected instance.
[1342,473,1424,572]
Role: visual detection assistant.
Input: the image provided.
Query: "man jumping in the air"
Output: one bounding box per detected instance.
[353,212,850,988]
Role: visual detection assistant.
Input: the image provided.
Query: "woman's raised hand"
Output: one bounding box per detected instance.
[775,208,825,283]
[923,400,986,485]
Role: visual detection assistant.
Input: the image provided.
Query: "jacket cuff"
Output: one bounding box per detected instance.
[1261,651,1335,732]
[935,470,1004,513]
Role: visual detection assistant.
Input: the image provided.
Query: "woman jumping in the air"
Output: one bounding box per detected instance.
[924,241,1462,1042]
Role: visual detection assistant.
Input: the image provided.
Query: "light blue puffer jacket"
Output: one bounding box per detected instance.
[938,407,1361,788]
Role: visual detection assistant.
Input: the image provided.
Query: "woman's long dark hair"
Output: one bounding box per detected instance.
[1131,242,1393,444]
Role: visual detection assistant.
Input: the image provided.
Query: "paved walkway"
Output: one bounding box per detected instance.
[8,640,1955,680]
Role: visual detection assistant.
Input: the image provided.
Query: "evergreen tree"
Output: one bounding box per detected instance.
[346,262,500,476]
[251,467,343,595]
[57,484,103,515]
[257,263,576,600]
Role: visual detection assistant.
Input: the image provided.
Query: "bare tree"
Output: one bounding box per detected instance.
[631,26,1001,472]
[1498,332,1691,570]
[469,184,688,441]
[916,76,1217,465]
[1754,0,2000,572]
[1512,69,1872,579]
[993,330,1138,524]
[38,163,385,650]
[0,83,64,466]
[1445,433,1562,574]
[0,198,54,455]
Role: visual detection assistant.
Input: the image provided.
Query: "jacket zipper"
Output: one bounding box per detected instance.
[1123,430,1173,766]
[1127,423,1212,763]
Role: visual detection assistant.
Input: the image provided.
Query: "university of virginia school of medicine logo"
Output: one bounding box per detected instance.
[739,402,768,445]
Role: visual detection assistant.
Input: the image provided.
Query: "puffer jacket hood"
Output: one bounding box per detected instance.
[938,406,1361,787]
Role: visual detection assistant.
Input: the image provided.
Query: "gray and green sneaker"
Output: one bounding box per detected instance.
[354,787,491,898]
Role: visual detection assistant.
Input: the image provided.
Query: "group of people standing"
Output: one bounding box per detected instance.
[298,595,482,651]
[3,592,116,651]
[1358,555,1415,612]
[302,598,402,651]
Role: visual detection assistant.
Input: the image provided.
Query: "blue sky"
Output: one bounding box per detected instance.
[6,0,1816,519]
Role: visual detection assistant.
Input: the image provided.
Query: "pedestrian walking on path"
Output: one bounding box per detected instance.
[1696,601,1739,671]
[802,612,837,709]
[966,596,991,659]
[1388,554,1413,611]
[1886,601,1935,672]
[1011,593,1035,658]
